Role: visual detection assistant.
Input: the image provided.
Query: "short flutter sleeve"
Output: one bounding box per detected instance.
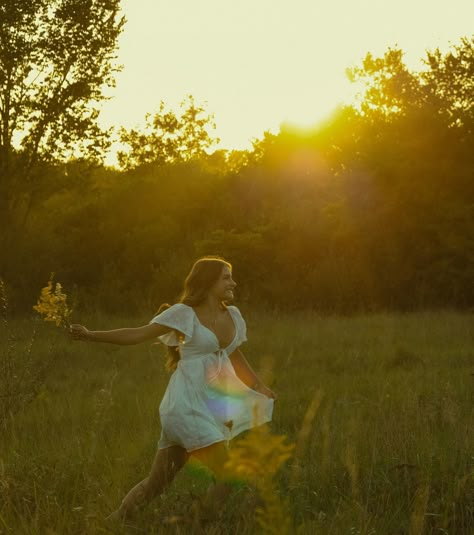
[228,306,248,346]
[149,303,194,346]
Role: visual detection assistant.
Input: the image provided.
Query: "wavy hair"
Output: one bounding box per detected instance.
[158,257,232,372]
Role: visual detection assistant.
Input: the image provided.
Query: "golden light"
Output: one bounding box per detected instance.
[100,0,474,165]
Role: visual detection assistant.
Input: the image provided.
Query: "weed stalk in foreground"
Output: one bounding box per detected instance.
[225,423,295,534]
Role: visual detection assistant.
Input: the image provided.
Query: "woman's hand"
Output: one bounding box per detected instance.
[69,324,90,341]
[254,383,278,401]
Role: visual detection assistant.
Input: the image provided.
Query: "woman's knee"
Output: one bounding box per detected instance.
[148,445,188,488]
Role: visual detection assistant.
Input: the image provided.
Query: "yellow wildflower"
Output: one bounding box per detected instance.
[33,274,72,328]
[225,423,295,534]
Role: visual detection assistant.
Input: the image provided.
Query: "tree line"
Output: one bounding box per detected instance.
[1,2,473,313]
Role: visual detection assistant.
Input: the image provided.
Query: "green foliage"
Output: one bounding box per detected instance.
[347,36,474,128]
[0,0,125,259]
[347,47,423,118]
[117,95,219,170]
[1,36,474,312]
[0,0,124,168]
[423,36,474,130]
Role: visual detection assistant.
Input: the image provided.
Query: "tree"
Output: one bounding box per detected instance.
[117,95,219,170]
[422,36,474,131]
[347,37,474,128]
[346,47,423,119]
[0,0,125,228]
[342,36,474,307]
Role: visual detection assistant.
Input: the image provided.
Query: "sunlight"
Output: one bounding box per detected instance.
[99,0,474,164]
[282,147,329,180]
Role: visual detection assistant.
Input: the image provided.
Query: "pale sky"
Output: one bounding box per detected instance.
[100,0,473,162]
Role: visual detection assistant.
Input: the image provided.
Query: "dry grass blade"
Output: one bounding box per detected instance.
[290,389,323,486]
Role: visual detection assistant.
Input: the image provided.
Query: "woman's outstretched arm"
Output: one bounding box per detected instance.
[69,322,171,346]
[229,348,277,400]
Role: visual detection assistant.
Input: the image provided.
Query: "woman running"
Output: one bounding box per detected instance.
[69,256,275,523]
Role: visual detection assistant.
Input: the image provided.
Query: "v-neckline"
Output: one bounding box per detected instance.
[191,306,237,351]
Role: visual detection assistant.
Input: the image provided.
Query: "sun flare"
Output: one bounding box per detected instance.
[99,0,474,164]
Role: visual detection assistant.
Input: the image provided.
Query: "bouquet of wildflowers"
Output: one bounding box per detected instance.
[33,274,72,328]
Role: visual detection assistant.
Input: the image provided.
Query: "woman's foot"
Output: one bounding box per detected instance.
[105,509,125,523]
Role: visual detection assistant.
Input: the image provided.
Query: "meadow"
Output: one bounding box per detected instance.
[0,309,473,534]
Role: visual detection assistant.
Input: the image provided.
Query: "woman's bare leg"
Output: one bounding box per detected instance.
[109,445,188,520]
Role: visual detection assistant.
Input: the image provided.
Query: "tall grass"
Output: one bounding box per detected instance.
[0,309,473,533]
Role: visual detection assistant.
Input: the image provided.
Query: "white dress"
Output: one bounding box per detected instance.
[150,304,274,452]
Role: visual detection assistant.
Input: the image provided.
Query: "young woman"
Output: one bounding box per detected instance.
[69,257,276,523]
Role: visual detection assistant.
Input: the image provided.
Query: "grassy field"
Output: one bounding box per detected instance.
[0,309,473,534]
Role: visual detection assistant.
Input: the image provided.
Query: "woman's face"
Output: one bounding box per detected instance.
[210,265,236,301]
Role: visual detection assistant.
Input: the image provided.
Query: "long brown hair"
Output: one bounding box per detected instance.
[180,257,232,307]
[159,257,232,372]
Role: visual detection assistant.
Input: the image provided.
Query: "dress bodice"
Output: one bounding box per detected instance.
[151,303,246,357]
